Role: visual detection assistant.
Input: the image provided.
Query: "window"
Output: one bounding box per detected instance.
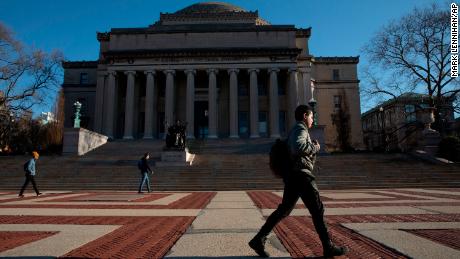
[258,82,267,96]
[238,111,249,136]
[80,73,89,84]
[420,103,430,109]
[259,111,267,136]
[279,111,286,134]
[333,95,342,110]
[238,83,248,96]
[278,82,286,96]
[332,69,340,80]
[405,105,416,123]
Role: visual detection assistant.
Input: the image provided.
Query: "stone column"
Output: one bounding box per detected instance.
[288,68,299,128]
[123,71,136,139]
[300,67,311,104]
[228,68,239,138]
[143,70,155,139]
[269,68,280,138]
[94,72,106,133]
[207,69,218,139]
[249,68,260,138]
[185,69,196,139]
[164,69,175,134]
[104,71,117,139]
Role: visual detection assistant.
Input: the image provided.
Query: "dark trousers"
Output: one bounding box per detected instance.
[19,174,40,195]
[256,172,332,248]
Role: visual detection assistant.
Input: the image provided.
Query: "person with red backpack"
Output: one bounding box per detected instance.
[18,151,42,197]
[249,105,347,258]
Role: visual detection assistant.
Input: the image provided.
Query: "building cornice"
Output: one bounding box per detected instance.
[97,32,110,42]
[108,24,297,35]
[62,61,98,69]
[295,28,311,38]
[313,56,359,64]
[103,48,301,60]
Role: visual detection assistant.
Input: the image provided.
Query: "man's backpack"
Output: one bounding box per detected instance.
[23,160,30,173]
[269,139,291,178]
[137,160,143,170]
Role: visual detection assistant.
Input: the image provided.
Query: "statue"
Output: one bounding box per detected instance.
[165,120,186,150]
[73,101,82,128]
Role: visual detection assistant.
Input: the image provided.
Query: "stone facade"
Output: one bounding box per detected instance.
[361,93,456,151]
[62,2,364,151]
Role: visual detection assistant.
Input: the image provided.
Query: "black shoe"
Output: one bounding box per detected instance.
[249,236,269,257]
[323,244,348,258]
[36,193,42,196]
[138,191,144,194]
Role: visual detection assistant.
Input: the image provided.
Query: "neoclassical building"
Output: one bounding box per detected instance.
[62,2,364,151]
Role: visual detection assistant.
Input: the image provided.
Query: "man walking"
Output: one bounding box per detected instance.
[138,152,153,193]
[18,151,42,197]
[249,105,347,258]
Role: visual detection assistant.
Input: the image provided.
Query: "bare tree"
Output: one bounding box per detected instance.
[362,3,459,126]
[0,22,63,152]
[0,22,63,116]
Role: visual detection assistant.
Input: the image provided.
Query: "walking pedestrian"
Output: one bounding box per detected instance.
[137,152,153,193]
[249,105,347,258]
[18,151,42,197]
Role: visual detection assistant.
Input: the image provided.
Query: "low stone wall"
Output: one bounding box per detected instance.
[63,128,108,156]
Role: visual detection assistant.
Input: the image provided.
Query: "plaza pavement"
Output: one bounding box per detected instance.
[0,188,459,258]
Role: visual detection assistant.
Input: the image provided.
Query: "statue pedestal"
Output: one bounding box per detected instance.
[418,129,441,156]
[156,148,195,167]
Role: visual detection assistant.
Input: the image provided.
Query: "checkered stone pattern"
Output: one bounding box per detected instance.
[0,191,215,258]
[248,189,460,258]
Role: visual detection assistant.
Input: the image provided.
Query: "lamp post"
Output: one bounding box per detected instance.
[309,79,318,126]
[8,112,14,151]
[379,106,386,151]
[73,101,82,128]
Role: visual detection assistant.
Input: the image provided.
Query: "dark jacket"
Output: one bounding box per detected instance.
[287,121,319,179]
[138,158,152,173]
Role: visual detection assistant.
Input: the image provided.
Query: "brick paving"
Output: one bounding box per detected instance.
[0,189,458,258]
[0,231,58,253]
[403,229,460,250]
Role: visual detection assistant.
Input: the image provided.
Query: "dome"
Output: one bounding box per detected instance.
[175,2,246,14]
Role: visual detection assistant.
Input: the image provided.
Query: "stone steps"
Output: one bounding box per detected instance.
[1,139,459,190]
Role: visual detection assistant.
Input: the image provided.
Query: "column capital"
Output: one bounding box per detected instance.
[97,71,108,77]
[268,68,280,73]
[288,67,298,73]
[207,68,218,75]
[163,69,176,75]
[185,69,196,75]
[227,68,239,74]
[298,67,310,73]
[144,70,156,75]
[124,70,137,76]
[107,70,117,77]
[248,68,259,74]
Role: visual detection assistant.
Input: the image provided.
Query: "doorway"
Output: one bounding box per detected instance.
[195,101,208,139]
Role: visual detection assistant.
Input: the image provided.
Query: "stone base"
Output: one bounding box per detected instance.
[63,128,108,156]
[156,149,195,167]
[419,130,441,156]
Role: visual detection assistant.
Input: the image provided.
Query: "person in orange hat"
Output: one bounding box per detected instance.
[18,151,42,197]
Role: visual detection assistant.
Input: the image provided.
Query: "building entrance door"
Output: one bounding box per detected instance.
[194,101,208,139]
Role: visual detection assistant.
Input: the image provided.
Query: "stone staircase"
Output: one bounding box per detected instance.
[0,139,459,191]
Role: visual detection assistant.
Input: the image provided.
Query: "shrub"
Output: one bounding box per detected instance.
[438,136,460,162]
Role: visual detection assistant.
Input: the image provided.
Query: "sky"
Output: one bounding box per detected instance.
[0,0,447,116]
